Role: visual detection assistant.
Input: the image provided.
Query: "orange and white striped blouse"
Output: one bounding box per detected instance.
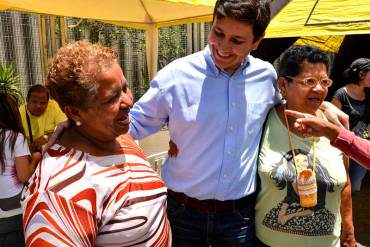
[21,143,171,247]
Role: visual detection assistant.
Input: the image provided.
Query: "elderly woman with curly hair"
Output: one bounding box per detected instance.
[21,40,171,246]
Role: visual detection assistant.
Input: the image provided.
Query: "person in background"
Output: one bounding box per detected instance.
[0,92,40,247]
[255,45,355,247]
[332,58,370,193]
[285,109,370,170]
[21,40,171,246]
[19,85,66,152]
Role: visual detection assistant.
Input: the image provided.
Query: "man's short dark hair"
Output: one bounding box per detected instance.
[278,45,330,78]
[27,84,50,101]
[212,0,271,42]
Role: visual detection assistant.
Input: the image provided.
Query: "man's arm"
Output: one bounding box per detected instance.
[129,82,169,140]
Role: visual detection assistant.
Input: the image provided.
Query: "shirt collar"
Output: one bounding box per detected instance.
[204,45,250,76]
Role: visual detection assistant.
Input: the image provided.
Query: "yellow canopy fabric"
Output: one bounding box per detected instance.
[266,0,370,38]
[0,0,216,78]
[0,0,214,29]
[1,0,369,77]
[1,0,369,36]
[294,35,345,53]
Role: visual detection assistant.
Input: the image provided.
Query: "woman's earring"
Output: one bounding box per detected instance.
[76,121,81,126]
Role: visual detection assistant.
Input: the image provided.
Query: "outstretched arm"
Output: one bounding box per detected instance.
[42,120,70,154]
[285,110,370,169]
[285,109,341,139]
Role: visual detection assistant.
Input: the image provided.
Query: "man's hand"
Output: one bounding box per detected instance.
[42,120,71,154]
[320,101,349,129]
[285,110,341,141]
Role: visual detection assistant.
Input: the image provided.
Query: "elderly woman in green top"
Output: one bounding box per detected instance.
[255,45,355,247]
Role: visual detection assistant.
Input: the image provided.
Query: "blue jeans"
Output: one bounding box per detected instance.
[349,159,367,192]
[167,194,256,246]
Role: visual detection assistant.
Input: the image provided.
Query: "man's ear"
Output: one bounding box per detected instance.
[64,105,82,124]
[278,77,288,99]
[251,32,265,51]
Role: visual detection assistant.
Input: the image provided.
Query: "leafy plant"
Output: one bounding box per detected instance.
[0,63,24,104]
[158,25,186,69]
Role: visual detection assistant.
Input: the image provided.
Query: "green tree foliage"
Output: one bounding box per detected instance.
[67,19,186,99]
[158,25,186,69]
[0,63,24,105]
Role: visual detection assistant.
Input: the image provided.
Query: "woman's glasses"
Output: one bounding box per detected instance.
[285,76,333,88]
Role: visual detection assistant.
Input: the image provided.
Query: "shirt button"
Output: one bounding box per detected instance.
[227,151,232,155]
[229,126,234,131]
[224,174,228,179]
[231,102,236,107]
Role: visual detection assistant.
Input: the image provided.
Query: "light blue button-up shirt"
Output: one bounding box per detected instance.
[129,46,280,200]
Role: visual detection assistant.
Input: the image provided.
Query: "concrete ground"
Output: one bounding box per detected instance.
[139,130,169,156]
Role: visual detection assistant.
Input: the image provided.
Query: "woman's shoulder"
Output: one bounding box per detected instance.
[333,87,347,99]
[2,130,27,148]
[117,134,147,160]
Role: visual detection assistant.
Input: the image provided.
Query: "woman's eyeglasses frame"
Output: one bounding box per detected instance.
[285,75,333,88]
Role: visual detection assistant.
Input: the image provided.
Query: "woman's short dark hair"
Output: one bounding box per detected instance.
[46,40,118,110]
[278,45,330,79]
[0,93,25,173]
[26,84,50,101]
[212,0,271,42]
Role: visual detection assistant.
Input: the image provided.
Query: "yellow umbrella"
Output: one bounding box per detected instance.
[0,0,215,29]
[266,0,370,38]
[0,0,216,78]
[294,35,345,53]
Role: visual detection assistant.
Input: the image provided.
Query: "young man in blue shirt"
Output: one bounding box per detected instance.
[129,1,276,245]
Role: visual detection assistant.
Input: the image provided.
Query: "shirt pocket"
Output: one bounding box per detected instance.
[246,102,273,130]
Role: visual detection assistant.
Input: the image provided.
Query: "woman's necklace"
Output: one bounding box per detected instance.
[283,106,318,208]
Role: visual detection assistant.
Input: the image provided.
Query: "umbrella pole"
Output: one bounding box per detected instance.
[145,25,158,80]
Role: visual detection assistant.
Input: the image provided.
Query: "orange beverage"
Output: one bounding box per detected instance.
[297,169,317,208]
